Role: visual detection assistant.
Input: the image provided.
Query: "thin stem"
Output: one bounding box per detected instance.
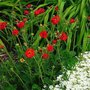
[1,60,12,77]
[46,38,49,44]
[34,57,44,84]
[25,61,32,83]
[50,66,55,79]
[73,30,76,51]
[11,68,28,90]
[17,36,22,48]
[4,48,18,71]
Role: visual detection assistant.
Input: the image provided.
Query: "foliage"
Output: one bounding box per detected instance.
[0,0,90,89]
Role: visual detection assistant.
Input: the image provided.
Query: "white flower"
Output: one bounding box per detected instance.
[56,75,62,81]
[54,88,60,90]
[55,85,60,88]
[49,85,54,90]
[43,85,47,88]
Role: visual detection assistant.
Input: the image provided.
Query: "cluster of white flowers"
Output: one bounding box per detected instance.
[43,52,90,90]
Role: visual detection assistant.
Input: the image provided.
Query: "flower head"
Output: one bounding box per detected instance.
[16,21,25,29]
[12,29,19,36]
[23,18,28,22]
[59,32,68,41]
[52,39,57,44]
[47,44,54,52]
[34,8,45,16]
[55,6,58,11]
[51,15,60,25]
[24,10,29,15]
[26,4,32,8]
[42,53,49,59]
[25,48,35,58]
[70,18,75,24]
[20,58,25,63]
[39,30,48,39]
[0,22,7,30]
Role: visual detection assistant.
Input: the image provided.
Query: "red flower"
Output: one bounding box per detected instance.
[24,10,29,15]
[23,18,28,22]
[26,4,32,8]
[47,44,54,52]
[39,30,48,38]
[42,53,49,59]
[51,15,60,25]
[16,21,25,29]
[52,39,57,44]
[0,22,7,30]
[70,18,75,24]
[25,48,35,58]
[55,6,58,11]
[34,8,45,16]
[12,29,19,36]
[0,45,4,49]
[59,32,68,41]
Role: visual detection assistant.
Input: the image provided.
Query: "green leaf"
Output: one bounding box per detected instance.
[32,84,41,90]
[44,0,58,4]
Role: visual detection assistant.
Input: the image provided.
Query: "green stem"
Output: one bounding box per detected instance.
[11,68,28,90]
[34,57,44,84]
[3,47,19,73]
[17,36,22,48]
[25,61,32,83]
[73,30,76,51]
[1,60,12,77]
[50,66,55,79]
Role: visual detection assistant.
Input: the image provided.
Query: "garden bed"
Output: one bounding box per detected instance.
[0,0,90,90]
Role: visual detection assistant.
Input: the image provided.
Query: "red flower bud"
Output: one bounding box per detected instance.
[51,15,60,25]
[39,30,48,39]
[0,22,7,30]
[26,4,32,8]
[55,6,58,11]
[16,21,25,29]
[12,29,19,36]
[52,39,57,44]
[59,32,68,41]
[34,8,45,16]
[23,18,28,22]
[70,18,75,24]
[47,44,54,52]
[24,10,29,15]
[42,53,49,59]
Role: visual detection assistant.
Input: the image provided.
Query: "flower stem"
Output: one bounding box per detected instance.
[34,57,44,84]
[11,68,28,90]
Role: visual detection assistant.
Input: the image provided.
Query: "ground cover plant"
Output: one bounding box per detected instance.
[0,0,90,90]
[47,52,90,90]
